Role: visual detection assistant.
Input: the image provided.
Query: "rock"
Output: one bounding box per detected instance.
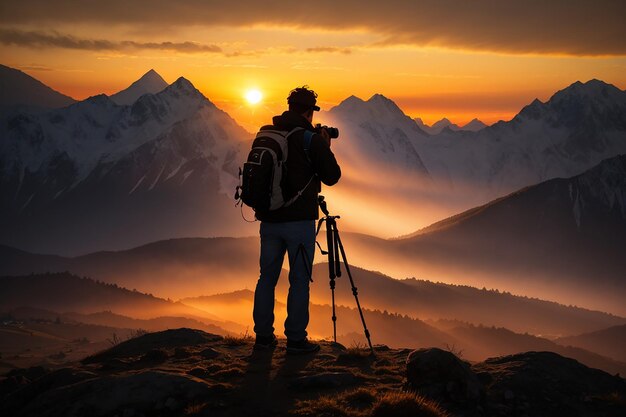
[472,351,626,417]
[164,397,178,410]
[174,347,191,359]
[139,348,168,363]
[406,348,484,405]
[290,372,360,390]
[4,370,213,417]
[188,367,208,378]
[199,347,220,359]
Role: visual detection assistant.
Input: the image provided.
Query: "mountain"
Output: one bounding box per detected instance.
[0,64,76,109]
[414,117,485,134]
[0,76,255,254]
[431,117,461,134]
[322,80,626,234]
[351,155,626,315]
[415,79,626,207]
[555,325,626,363]
[109,69,168,105]
[318,94,434,236]
[460,118,487,131]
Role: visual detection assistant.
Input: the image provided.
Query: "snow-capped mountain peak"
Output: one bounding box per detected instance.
[109,69,169,105]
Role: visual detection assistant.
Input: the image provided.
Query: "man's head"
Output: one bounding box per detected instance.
[288,86,320,123]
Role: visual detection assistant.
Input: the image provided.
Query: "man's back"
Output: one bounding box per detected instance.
[255,110,341,223]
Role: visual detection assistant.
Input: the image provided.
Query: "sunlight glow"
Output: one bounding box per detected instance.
[245,89,263,105]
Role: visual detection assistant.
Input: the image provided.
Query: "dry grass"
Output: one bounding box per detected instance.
[371,391,449,417]
[293,388,448,417]
[223,328,254,346]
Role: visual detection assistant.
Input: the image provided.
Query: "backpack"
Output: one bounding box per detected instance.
[235,127,314,212]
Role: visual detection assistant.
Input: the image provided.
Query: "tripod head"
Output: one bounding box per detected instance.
[318,195,339,219]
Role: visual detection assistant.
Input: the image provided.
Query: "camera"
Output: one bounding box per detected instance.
[315,123,339,139]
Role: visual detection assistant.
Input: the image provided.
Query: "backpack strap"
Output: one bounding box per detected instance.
[303,130,314,153]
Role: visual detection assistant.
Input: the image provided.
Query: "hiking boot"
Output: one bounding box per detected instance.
[286,338,320,354]
[254,334,278,350]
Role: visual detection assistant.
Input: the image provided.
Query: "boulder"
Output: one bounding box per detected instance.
[406,348,484,405]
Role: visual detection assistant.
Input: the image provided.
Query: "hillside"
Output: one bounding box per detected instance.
[2,242,622,337]
[556,325,626,363]
[183,289,626,376]
[1,328,624,417]
[0,272,235,330]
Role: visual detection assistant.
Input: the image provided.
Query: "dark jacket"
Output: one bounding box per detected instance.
[255,111,341,222]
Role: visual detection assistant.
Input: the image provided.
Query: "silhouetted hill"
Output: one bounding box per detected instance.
[556,325,626,363]
[1,242,623,338]
[0,64,76,108]
[185,289,625,375]
[0,272,234,331]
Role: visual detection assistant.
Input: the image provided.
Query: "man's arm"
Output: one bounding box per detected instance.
[309,133,341,186]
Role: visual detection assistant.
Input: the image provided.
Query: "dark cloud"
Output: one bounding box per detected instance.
[305,47,352,54]
[0,29,222,53]
[0,0,625,55]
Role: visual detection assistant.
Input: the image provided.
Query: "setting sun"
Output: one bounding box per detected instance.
[244,89,263,105]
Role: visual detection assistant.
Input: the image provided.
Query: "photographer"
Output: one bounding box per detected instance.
[253,86,341,353]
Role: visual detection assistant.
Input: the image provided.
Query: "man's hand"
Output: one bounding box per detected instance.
[320,127,331,147]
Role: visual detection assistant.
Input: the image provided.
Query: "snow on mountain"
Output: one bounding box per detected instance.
[0,75,253,254]
[322,94,429,177]
[320,80,626,233]
[413,79,626,207]
[109,69,169,105]
[0,64,76,109]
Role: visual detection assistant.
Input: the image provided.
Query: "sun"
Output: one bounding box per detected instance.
[245,89,263,105]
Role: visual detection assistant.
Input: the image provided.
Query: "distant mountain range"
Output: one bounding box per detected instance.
[2,272,624,375]
[2,236,624,338]
[1,65,625,252]
[1,154,623,316]
[414,117,487,134]
[321,79,626,235]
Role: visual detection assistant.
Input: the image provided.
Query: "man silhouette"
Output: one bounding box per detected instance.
[252,86,341,353]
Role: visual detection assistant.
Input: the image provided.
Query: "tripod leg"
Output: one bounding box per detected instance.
[325,219,338,343]
[334,229,375,354]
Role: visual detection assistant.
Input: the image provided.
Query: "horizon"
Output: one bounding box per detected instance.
[2,1,626,129]
[5,63,622,133]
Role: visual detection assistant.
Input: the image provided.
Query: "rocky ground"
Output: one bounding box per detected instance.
[0,328,624,417]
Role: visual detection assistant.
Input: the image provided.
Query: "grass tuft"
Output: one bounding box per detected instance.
[371,391,449,417]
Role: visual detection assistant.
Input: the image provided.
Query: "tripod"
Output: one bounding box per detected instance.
[316,196,374,354]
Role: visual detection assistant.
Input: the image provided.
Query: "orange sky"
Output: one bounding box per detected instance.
[1,1,625,130]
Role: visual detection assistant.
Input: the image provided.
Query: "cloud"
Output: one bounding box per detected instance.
[0,29,222,53]
[1,0,625,56]
[305,47,352,54]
